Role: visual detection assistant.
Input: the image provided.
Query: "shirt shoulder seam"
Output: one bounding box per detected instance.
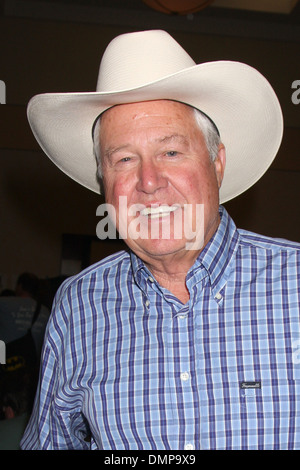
[238,230,300,253]
[55,250,130,298]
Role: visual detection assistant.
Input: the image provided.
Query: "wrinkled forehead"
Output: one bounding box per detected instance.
[92,99,219,139]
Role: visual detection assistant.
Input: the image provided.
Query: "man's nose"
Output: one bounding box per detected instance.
[136,160,168,194]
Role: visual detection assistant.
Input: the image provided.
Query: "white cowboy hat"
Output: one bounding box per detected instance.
[27,29,283,203]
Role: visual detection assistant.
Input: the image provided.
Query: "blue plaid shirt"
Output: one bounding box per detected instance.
[21,207,300,450]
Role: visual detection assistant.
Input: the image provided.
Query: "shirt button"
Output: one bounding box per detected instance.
[215,292,222,300]
[178,315,186,320]
[145,300,150,308]
[180,371,190,381]
[184,443,194,450]
[148,276,154,283]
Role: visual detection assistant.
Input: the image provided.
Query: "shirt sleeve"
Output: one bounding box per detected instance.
[20,283,91,450]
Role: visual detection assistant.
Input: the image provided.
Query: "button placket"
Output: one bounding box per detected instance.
[180,371,190,382]
[171,303,197,450]
[184,443,194,450]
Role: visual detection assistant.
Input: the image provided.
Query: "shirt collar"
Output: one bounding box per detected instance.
[130,248,153,294]
[187,205,240,296]
[130,205,240,296]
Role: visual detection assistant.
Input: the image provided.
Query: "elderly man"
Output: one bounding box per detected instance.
[21,30,300,450]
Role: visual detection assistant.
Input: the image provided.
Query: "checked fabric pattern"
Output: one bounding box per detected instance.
[21,207,300,450]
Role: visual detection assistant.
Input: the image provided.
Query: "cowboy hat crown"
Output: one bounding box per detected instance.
[97,30,195,92]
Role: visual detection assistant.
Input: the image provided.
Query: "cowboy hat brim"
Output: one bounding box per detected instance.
[27,60,283,203]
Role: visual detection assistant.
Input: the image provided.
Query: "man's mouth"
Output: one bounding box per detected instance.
[139,204,180,219]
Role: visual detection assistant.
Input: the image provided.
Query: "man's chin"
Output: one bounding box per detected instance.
[125,237,201,260]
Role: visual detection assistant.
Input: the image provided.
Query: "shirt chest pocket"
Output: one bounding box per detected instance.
[239,386,261,410]
[238,372,300,417]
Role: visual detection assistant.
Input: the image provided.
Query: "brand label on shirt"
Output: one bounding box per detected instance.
[240,381,261,389]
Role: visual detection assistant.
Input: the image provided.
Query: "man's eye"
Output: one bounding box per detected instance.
[119,156,131,163]
[166,151,178,157]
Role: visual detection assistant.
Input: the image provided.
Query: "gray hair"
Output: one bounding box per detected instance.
[93,104,221,179]
[192,108,221,162]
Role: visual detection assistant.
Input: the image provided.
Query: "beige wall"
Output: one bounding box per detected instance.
[1,15,300,290]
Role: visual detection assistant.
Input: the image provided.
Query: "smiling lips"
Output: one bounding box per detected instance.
[139,204,180,219]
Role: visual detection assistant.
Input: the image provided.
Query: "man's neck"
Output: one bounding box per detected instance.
[143,249,201,304]
[133,210,221,304]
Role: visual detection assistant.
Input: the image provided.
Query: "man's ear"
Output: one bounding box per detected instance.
[214,144,226,189]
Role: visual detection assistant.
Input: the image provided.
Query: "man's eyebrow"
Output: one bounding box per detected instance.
[103,144,131,160]
[104,134,188,159]
[156,134,189,145]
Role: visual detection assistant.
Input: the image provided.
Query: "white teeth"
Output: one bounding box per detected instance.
[140,205,179,219]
